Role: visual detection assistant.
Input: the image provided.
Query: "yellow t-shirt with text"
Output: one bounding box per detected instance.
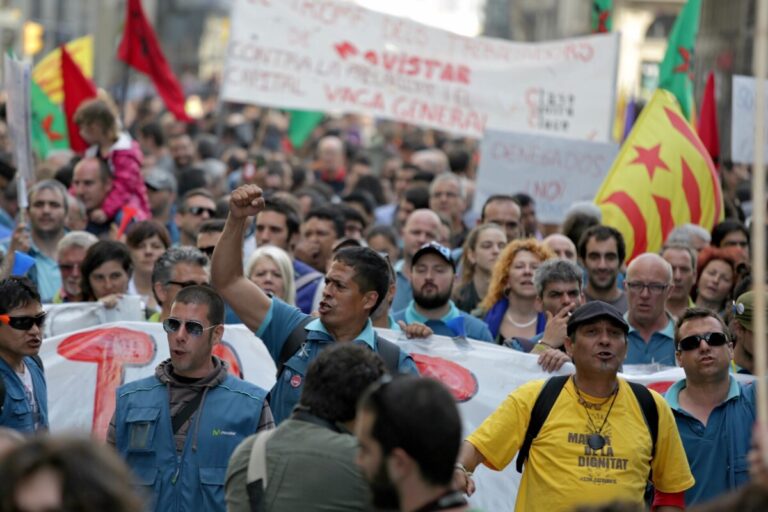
[467,378,694,512]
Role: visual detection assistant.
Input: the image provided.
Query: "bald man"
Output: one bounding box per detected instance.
[315,136,346,193]
[624,253,676,366]
[543,234,577,262]
[392,209,442,312]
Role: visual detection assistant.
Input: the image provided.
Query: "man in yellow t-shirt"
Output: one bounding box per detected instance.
[454,301,694,512]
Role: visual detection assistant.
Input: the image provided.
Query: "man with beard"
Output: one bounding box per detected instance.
[356,376,477,512]
[393,242,492,341]
[226,344,384,512]
[578,225,628,314]
[212,185,417,424]
[392,209,442,312]
[2,181,69,302]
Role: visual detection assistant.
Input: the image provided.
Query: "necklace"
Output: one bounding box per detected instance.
[505,310,537,328]
[573,377,619,451]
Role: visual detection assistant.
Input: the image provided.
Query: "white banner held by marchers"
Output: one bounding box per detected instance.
[474,130,618,224]
[40,322,730,512]
[732,75,768,164]
[221,0,619,141]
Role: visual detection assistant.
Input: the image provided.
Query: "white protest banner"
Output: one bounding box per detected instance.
[732,75,768,164]
[43,296,145,338]
[42,322,732,511]
[474,130,618,224]
[3,54,34,206]
[221,0,619,140]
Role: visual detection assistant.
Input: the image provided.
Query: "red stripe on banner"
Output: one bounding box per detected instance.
[600,191,648,260]
[664,107,722,223]
[681,157,702,224]
[653,194,674,242]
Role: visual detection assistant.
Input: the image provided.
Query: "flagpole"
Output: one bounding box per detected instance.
[751,0,767,427]
[119,63,131,128]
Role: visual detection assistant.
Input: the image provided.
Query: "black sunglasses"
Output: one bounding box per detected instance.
[0,313,46,330]
[166,280,205,289]
[677,331,729,351]
[199,246,215,258]
[187,206,216,217]
[162,318,218,337]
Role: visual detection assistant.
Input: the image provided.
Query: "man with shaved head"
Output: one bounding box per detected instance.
[624,253,676,366]
[543,234,577,262]
[315,135,346,194]
[392,209,442,312]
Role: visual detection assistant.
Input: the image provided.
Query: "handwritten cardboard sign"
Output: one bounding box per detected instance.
[474,130,618,223]
[221,0,619,141]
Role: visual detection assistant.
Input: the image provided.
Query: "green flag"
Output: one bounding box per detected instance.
[658,0,701,120]
[591,0,613,33]
[30,80,69,160]
[287,110,324,149]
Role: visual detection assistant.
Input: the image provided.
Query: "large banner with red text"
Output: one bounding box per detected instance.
[220,0,619,141]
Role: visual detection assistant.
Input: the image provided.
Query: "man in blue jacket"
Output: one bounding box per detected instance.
[0,277,47,433]
[665,307,756,505]
[108,285,273,512]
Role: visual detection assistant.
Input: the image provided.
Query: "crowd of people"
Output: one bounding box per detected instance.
[0,91,765,512]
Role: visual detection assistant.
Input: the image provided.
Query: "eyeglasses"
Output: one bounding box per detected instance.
[162,318,219,337]
[187,206,216,217]
[58,263,79,273]
[198,246,215,258]
[166,280,206,289]
[0,313,46,331]
[677,331,729,351]
[625,282,668,294]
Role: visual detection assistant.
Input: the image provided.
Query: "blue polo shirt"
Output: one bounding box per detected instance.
[665,377,756,505]
[255,298,418,423]
[0,240,61,303]
[624,313,676,366]
[392,259,412,313]
[393,300,494,342]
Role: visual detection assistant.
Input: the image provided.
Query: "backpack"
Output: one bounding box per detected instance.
[516,375,659,473]
[275,317,402,377]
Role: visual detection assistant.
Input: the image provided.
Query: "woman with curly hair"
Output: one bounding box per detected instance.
[473,239,554,344]
[693,245,748,316]
[454,223,507,313]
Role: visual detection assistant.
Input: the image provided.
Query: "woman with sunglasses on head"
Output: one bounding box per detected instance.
[125,221,171,314]
[473,239,554,345]
[693,246,747,318]
[80,240,133,310]
[0,277,48,433]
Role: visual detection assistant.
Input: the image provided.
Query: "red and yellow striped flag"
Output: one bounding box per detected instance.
[594,89,723,262]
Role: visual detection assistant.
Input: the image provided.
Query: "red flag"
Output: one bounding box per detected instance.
[117,0,191,122]
[61,46,98,153]
[697,71,720,164]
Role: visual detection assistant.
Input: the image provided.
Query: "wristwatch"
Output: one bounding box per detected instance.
[454,462,473,478]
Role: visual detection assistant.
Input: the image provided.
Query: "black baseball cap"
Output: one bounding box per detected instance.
[411,242,455,271]
[567,301,629,337]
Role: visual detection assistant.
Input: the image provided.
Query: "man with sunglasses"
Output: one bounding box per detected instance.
[0,277,47,433]
[175,188,217,247]
[109,285,272,512]
[212,185,418,424]
[150,247,210,322]
[623,253,676,366]
[664,307,756,505]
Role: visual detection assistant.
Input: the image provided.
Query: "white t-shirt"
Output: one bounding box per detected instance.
[15,362,39,429]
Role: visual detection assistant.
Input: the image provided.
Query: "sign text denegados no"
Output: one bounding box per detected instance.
[221,0,619,141]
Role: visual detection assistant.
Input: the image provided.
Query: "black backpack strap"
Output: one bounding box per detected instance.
[373,333,403,375]
[627,381,658,457]
[171,392,204,434]
[275,317,314,377]
[516,375,570,473]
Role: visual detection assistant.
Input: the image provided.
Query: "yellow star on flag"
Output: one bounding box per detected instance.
[594,89,723,262]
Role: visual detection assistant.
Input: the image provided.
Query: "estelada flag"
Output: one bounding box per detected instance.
[117,0,191,122]
[594,89,723,262]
